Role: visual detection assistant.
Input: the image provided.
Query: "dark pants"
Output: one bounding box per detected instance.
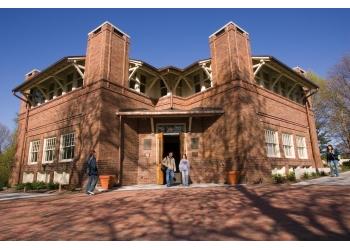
[86,175,98,193]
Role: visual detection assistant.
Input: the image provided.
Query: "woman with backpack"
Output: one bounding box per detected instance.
[326,145,339,177]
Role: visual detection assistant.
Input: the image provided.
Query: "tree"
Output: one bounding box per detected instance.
[0,123,11,154]
[0,122,16,188]
[327,54,350,153]
[305,72,332,156]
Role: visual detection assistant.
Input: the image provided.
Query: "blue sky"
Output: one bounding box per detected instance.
[0,8,349,131]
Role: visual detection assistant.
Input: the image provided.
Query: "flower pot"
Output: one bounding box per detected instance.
[228,171,240,185]
[99,175,114,190]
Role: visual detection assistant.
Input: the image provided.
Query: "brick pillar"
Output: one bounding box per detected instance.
[84,21,130,87]
[209,21,254,85]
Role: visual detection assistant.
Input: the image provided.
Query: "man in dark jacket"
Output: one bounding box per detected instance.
[86,150,99,195]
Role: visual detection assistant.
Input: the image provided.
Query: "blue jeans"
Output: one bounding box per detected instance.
[328,160,339,177]
[166,168,174,186]
[181,170,189,186]
[86,175,98,192]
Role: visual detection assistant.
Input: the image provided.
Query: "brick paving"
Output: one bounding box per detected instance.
[1,185,350,240]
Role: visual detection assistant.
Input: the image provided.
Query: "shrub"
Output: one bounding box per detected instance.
[311,172,317,178]
[319,171,327,176]
[287,171,296,182]
[15,182,59,191]
[31,182,47,190]
[47,183,59,190]
[302,172,310,179]
[342,161,350,169]
[272,174,286,184]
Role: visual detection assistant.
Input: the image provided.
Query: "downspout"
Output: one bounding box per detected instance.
[12,90,30,184]
[304,88,320,170]
[118,115,123,186]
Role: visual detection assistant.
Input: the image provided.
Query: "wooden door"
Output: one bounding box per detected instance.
[156,133,164,184]
[179,132,188,158]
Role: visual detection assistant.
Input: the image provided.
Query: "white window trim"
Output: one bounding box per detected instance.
[265,129,281,158]
[296,136,308,159]
[28,140,40,165]
[59,133,75,162]
[282,133,295,159]
[42,137,56,164]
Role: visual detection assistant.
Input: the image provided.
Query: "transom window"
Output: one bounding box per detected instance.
[282,133,295,158]
[42,137,56,163]
[296,136,308,159]
[264,129,280,157]
[28,140,40,164]
[60,133,75,161]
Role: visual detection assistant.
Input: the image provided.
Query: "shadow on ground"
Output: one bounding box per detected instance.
[0,185,350,240]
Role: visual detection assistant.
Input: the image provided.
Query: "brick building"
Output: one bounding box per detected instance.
[10,21,322,186]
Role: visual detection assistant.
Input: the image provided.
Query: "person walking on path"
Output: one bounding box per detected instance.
[162,152,176,187]
[179,154,190,186]
[326,145,339,177]
[86,150,99,195]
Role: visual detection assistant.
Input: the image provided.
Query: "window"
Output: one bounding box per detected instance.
[28,140,40,164]
[264,130,280,157]
[191,137,199,150]
[193,74,200,83]
[296,136,308,159]
[66,73,74,83]
[60,133,75,161]
[282,134,295,158]
[194,84,201,93]
[42,137,56,163]
[160,81,168,97]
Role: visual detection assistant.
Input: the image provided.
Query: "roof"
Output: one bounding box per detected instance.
[252,55,319,89]
[116,108,224,118]
[12,55,85,93]
[13,53,318,93]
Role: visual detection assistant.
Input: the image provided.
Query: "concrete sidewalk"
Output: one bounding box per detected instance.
[293,170,350,186]
[110,183,229,192]
[0,192,55,201]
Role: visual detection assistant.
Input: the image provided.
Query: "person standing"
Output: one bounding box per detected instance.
[86,150,99,195]
[334,147,341,174]
[162,152,176,187]
[326,145,339,177]
[179,154,190,186]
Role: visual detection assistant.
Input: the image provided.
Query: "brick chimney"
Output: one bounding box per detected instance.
[25,69,40,81]
[84,21,130,86]
[209,22,253,85]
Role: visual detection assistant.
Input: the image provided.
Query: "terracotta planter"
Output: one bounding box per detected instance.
[227,171,240,185]
[99,175,114,190]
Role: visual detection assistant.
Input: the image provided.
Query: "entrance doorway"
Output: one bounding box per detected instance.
[163,135,181,172]
[155,130,187,185]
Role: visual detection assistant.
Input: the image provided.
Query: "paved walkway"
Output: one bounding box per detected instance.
[111,183,229,192]
[0,192,54,201]
[293,171,350,186]
[1,185,350,240]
